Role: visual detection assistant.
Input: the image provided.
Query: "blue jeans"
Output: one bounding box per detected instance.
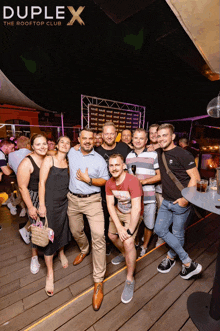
[154,199,191,264]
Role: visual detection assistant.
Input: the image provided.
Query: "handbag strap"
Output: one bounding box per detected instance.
[162,152,184,191]
[44,215,48,228]
[161,152,202,218]
[36,215,48,228]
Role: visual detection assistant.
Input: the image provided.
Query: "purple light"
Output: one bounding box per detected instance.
[163,115,209,122]
[61,112,64,136]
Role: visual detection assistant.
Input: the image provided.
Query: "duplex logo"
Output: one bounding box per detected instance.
[67,6,85,25]
[3,6,85,26]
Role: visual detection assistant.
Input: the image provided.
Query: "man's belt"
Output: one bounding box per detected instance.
[69,190,99,198]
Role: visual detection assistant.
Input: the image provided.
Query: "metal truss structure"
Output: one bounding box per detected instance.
[81,95,146,129]
[0,123,80,141]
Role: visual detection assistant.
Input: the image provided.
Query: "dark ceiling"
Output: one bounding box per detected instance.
[2,0,220,126]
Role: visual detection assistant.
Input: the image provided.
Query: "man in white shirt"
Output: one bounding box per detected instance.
[126,129,160,256]
[0,139,15,217]
[8,136,31,243]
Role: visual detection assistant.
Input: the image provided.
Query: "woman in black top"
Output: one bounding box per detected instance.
[17,134,48,274]
[38,136,71,296]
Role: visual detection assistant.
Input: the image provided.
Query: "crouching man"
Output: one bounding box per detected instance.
[106,153,143,303]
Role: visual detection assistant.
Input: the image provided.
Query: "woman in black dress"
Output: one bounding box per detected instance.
[38,136,71,296]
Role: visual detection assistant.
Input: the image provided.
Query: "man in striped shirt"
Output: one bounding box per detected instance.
[126,128,161,257]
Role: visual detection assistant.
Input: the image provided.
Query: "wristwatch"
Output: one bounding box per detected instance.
[88,178,93,186]
[127,229,134,236]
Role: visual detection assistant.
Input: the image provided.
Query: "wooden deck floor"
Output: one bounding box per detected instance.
[0,205,219,331]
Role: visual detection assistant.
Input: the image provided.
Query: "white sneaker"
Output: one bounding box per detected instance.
[7,202,17,215]
[7,201,13,209]
[139,245,147,257]
[19,227,31,244]
[156,237,165,247]
[19,208,26,217]
[30,256,40,274]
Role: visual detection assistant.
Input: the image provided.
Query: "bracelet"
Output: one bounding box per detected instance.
[127,228,134,236]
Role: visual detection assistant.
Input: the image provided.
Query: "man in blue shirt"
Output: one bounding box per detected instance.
[67,128,109,311]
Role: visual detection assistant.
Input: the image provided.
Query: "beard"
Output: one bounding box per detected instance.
[160,139,173,150]
[81,144,93,153]
[103,138,115,147]
[111,171,120,179]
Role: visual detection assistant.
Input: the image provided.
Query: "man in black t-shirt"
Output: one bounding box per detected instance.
[154,123,202,280]
[96,121,131,256]
[96,122,131,169]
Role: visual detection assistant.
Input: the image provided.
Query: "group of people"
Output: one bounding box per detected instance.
[0,121,203,311]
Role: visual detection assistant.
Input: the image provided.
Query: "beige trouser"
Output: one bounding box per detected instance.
[67,192,106,283]
[109,208,142,239]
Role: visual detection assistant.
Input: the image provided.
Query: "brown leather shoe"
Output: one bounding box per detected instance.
[73,253,87,266]
[92,282,103,311]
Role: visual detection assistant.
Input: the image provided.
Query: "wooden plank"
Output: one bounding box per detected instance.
[151,272,215,330]
[0,228,19,242]
[69,264,120,298]
[0,280,20,298]
[69,244,168,298]
[0,241,14,250]
[1,243,31,258]
[23,262,93,310]
[0,213,217,331]
[0,243,77,279]
[180,319,199,331]
[59,267,179,330]
[28,290,93,331]
[92,231,219,331]
[23,289,48,312]
[1,237,27,247]
[0,257,17,269]
[0,251,93,311]
[0,266,30,287]
[121,255,217,331]
[0,261,80,311]
[53,251,185,331]
[0,260,29,278]
[0,242,30,257]
[15,251,32,263]
[22,246,165,331]
[185,216,219,249]
[23,252,126,311]
[2,288,73,331]
[0,301,24,325]
[0,278,45,311]
[19,249,92,288]
[20,217,219,331]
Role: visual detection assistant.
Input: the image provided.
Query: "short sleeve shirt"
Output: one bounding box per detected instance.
[96,142,131,174]
[0,150,7,173]
[157,146,196,201]
[8,148,30,174]
[106,173,143,214]
[126,148,159,204]
[68,147,109,194]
